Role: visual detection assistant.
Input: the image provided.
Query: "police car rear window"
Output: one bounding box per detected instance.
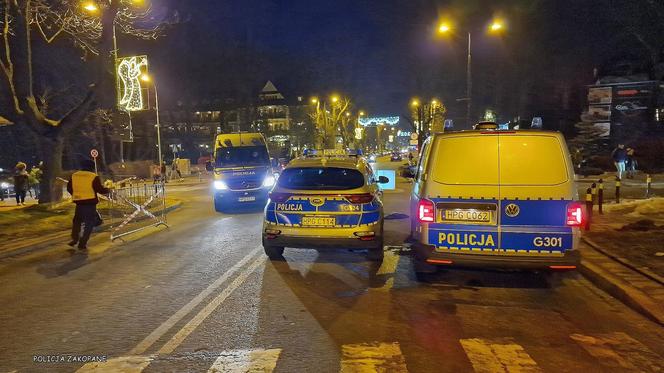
[431,135,568,185]
[278,167,365,190]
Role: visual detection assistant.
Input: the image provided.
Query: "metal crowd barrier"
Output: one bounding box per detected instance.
[103,179,169,241]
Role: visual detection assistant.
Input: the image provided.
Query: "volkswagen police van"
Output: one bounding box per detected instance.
[410,124,583,271]
[212,132,275,212]
[262,149,388,261]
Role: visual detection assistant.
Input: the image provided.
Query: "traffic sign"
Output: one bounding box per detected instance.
[91,149,99,158]
[410,133,418,140]
[409,139,418,146]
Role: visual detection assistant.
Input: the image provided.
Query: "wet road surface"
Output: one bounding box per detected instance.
[1,161,663,373]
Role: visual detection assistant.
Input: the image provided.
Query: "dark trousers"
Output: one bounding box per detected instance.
[71,204,97,246]
[15,190,26,204]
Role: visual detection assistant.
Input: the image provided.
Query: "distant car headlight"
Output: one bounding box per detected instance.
[369,155,376,161]
[213,180,228,190]
[0,182,8,188]
[263,175,276,188]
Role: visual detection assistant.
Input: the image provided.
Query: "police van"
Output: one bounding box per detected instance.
[410,124,583,271]
[262,149,388,260]
[212,132,275,212]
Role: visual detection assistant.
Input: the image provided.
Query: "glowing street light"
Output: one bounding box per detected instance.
[359,111,365,116]
[311,97,318,104]
[331,95,339,103]
[82,1,99,12]
[438,22,451,34]
[140,73,163,167]
[411,98,420,107]
[489,20,505,33]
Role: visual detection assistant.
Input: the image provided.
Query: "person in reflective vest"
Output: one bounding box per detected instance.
[66,160,110,251]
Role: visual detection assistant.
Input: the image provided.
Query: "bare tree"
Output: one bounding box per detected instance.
[0,0,171,202]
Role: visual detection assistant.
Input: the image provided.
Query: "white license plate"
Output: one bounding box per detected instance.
[301,216,336,227]
[443,209,490,223]
[238,196,256,202]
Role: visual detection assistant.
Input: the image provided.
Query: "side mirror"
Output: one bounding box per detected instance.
[378,176,389,184]
[205,162,213,172]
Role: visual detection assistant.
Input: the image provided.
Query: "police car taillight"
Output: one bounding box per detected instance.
[344,193,374,204]
[418,199,435,222]
[566,203,584,226]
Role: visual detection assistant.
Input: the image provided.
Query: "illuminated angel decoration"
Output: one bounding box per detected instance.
[117,56,148,111]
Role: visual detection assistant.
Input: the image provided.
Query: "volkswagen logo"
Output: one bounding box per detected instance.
[310,197,325,207]
[505,203,520,217]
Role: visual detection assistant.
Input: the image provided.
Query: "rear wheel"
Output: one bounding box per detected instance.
[263,243,285,260]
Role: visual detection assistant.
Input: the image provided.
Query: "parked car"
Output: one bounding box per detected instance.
[0,168,15,201]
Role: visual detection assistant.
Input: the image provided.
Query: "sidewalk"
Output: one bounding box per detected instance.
[578,197,664,325]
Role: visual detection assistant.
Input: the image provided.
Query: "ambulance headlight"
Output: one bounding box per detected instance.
[213,180,228,190]
[263,175,276,188]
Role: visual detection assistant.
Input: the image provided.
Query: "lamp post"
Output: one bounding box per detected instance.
[141,74,163,166]
[438,19,505,127]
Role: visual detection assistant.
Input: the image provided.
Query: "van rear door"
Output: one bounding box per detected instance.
[497,134,576,256]
[426,135,501,253]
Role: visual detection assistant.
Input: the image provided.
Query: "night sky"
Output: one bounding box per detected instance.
[122,0,651,125]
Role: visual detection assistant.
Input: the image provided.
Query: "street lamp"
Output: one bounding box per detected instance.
[437,19,506,127]
[140,73,163,167]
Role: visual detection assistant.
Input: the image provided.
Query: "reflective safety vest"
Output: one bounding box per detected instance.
[71,171,97,201]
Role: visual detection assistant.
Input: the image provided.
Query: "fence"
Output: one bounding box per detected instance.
[102,178,169,241]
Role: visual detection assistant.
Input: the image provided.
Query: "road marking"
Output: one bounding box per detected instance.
[340,342,408,372]
[158,254,266,354]
[374,250,400,291]
[75,355,153,372]
[207,348,281,372]
[570,332,662,372]
[129,246,262,355]
[460,338,541,373]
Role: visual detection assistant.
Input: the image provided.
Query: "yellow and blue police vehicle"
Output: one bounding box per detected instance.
[262,149,389,261]
[410,124,584,271]
[212,132,275,212]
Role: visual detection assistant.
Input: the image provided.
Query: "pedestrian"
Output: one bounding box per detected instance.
[29,162,42,199]
[172,158,183,181]
[66,159,110,251]
[611,143,627,179]
[13,162,29,206]
[625,147,637,179]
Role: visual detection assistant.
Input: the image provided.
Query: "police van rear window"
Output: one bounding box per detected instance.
[431,135,568,185]
[278,167,365,190]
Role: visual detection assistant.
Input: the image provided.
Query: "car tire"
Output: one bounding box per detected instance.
[214,197,224,213]
[263,245,285,260]
[367,242,384,262]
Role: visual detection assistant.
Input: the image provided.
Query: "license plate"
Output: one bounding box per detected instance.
[238,196,256,202]
[301,216,336,227]
[443,209,490,223]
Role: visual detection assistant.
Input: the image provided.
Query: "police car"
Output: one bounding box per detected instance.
[262,149,389,261]
[409,123,583,271]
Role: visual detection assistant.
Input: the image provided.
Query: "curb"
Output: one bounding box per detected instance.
[582,237,664,286]
[578,259,664,326]
[0,202,183,260]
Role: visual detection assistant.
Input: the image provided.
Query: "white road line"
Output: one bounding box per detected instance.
[207,348,282,373]
[570,332,662,372]
[158,254,266,354]
[129,246,262,355]
[340,342,408,372]
[75,355,153,373]
[460,338,541,373]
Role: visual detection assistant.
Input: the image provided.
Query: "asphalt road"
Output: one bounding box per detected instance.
[1,160,663,373]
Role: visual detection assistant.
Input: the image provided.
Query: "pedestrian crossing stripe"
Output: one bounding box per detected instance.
[460,338,541,373]
[75,355,153,372]
[340,342,408,372]
[570,332,662,372]
[207,348,281,373]
[71,335,662,373]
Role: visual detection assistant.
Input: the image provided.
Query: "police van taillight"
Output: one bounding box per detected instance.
[418,199,435,222]
[566,202,584,226]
